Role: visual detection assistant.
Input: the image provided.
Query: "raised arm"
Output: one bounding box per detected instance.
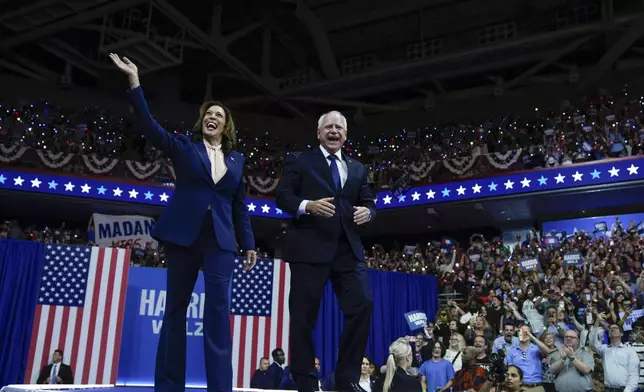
[109,53,181,158]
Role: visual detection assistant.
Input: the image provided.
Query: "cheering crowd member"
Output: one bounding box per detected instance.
[109,53,257,392]
[276,111,376,392]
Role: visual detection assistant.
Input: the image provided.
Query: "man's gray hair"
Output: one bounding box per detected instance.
[317,111,348,130]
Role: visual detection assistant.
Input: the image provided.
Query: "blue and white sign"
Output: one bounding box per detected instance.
[404,310,427,331]
[519,257,541,272]
[92,213,157,249]
[563,252,582,268]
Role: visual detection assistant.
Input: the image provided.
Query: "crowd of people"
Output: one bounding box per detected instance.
[341,215,644,392]
[2,87,644,192]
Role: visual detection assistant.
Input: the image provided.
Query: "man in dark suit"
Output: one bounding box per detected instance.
[267,348,286,388]
[37,349,74,384]
[276,111,376,392]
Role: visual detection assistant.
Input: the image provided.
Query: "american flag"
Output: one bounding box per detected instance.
[230,258,290,388]
[24,245,130,385]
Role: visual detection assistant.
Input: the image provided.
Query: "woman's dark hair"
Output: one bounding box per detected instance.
[192,100,237,153]
[507,364,523,381]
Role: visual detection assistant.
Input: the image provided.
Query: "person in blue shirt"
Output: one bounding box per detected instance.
[505,325,555,392]
[419,341,454,392]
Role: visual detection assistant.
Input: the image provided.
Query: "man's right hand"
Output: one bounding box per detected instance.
[305,197,335,218]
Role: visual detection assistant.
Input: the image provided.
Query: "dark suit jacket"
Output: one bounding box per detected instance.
[250,369,272,389]
[127,87,254,251]
[267,362,284,389]
[276,148,376,263]
[37,363,74,384]
[373,367,421,392]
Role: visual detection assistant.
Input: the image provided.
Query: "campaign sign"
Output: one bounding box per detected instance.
[404,311,427,331]
[93,213,157,249]
[519,257,540,272]
[469,252,481,263]
[563,252,583,268]
[117,267,207,386]
[623,309,644,331]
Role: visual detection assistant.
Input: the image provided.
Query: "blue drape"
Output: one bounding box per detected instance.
[313,270,439,377]
[0,240,45,387]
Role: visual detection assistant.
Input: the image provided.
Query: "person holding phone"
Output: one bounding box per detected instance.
[109,54,257,392]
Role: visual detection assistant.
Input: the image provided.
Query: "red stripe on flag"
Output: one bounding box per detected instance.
[82,247,106,384]
[263,313,272,358]
[38,307,55,380]
[68,301,83,381]
[237,317,248,388]
[57,307,71,360]
[96,249,118,383]
[276,264,287,349]
[25,305,43,383]
[110,249,130,384]
[250,317,260,376]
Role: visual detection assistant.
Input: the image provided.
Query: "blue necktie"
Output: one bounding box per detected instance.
[50,364,57,384]
[327,155,342,192]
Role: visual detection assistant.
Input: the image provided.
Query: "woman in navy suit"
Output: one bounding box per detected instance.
[109,53,257,392]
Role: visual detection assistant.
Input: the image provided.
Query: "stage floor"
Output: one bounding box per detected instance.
[1,386,286,392]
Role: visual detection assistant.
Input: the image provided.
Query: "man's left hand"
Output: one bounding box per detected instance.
[353,206,371,225]
[244,250,257,271]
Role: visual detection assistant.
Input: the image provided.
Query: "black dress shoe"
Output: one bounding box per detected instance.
[337,382,368,392]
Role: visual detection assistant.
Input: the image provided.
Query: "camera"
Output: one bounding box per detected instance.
[488,352,507,384]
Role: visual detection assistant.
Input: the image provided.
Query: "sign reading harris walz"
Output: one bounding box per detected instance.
[519,257,541,272]
[563,252,583,268]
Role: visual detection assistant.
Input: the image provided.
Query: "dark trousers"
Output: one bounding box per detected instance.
[155,214,236,392]
[288,235,373,391]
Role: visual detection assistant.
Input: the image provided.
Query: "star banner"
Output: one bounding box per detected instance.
[1,157,642,219]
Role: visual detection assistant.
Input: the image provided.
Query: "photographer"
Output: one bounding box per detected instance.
[479,364,525,392]
[548,330,593,392]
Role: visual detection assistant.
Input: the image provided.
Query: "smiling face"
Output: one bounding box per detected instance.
[317,111,347,154]
[202,105,226,142]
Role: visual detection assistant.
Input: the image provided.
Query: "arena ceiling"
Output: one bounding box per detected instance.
[1,0,644,121]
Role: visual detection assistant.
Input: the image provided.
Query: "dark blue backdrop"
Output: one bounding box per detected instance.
[313,270,439,376]
[117,266,438,386]
[0,240,45,387]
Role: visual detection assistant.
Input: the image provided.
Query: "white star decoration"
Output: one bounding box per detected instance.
[383,195,392,204]
[247,202,256,211]
[14,176,24,186]
[261,204,270,213]
[128,189,139,199]
[572,171,583,182]
[504,180,514,189]
[31,178,41,188]
[520,178,530,188]
[159,193,169,202]
[81,184,91,193]
[64,182,74,191]
[609,167,620,177]
[472,184,482,194]
[113,187,123,197]
[627,164,639,175]
[555,173,565,183]
[456,186,466,195]
[426,190,435,199]
[411,191,420,201]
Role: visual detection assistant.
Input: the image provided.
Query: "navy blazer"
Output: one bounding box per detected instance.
[275,148,376,263]
[127,87,254,252]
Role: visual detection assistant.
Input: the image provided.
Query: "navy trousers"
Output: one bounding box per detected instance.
[155,214,236,392]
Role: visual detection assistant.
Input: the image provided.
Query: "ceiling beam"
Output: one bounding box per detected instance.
[318,0,455,33]
[0,58,47,80]
[38,39,101,79]
[222,21,264,46]
[153,0,309,121]
[8,53,59,80]
[272,13,644,98]
[0,0,147,52]
[286,0,340,79]
[585,15,644,84]
[506,34,595,89]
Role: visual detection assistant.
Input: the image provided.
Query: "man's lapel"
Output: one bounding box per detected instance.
[342,151,359,193]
